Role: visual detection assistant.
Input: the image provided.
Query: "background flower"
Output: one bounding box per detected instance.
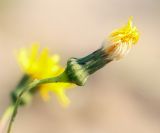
[17,44,74,107]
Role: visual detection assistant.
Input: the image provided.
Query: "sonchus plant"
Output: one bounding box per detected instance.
[0,17,139,133]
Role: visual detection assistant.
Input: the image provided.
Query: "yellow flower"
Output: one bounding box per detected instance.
[17,43,74,107]
[104,17,140,60]
[109,16,139,45]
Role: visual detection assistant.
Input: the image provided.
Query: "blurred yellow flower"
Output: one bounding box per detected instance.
[17,43,74,107]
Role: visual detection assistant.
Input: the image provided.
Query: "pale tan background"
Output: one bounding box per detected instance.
[0,0,160,133]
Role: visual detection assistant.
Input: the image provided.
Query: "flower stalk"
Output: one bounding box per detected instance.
[0,105,14,133]
[7,54,111,132]
[7,71,71,133]
[0,17,140,133]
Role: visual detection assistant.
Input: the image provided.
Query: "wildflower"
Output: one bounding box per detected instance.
[65,17,140,85]
[14,17,139,105]
[16,43,74,107]
[2,17,140,133]
[17,44,63,79]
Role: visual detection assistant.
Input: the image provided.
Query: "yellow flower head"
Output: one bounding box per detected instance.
[17,43,74,107]
[109,16,139,45]
[104,17,140,60]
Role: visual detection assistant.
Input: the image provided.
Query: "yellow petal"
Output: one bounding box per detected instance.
[39,83,75,107]
[17,48,30,71]
[55,88,70,107]
[29,44,39,66]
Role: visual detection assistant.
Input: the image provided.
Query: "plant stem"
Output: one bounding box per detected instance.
[7,71,70,133]
[7,79,40,133]
[0,105,14,133]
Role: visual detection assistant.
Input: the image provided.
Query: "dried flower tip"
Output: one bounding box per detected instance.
[104,17,140,60]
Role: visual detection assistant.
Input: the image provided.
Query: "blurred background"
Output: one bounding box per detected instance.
[0,0,160,132]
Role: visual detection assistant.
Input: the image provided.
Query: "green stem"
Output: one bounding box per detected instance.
[7,71,70,133]
[7,79,40,133]
[0,105,14,133]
